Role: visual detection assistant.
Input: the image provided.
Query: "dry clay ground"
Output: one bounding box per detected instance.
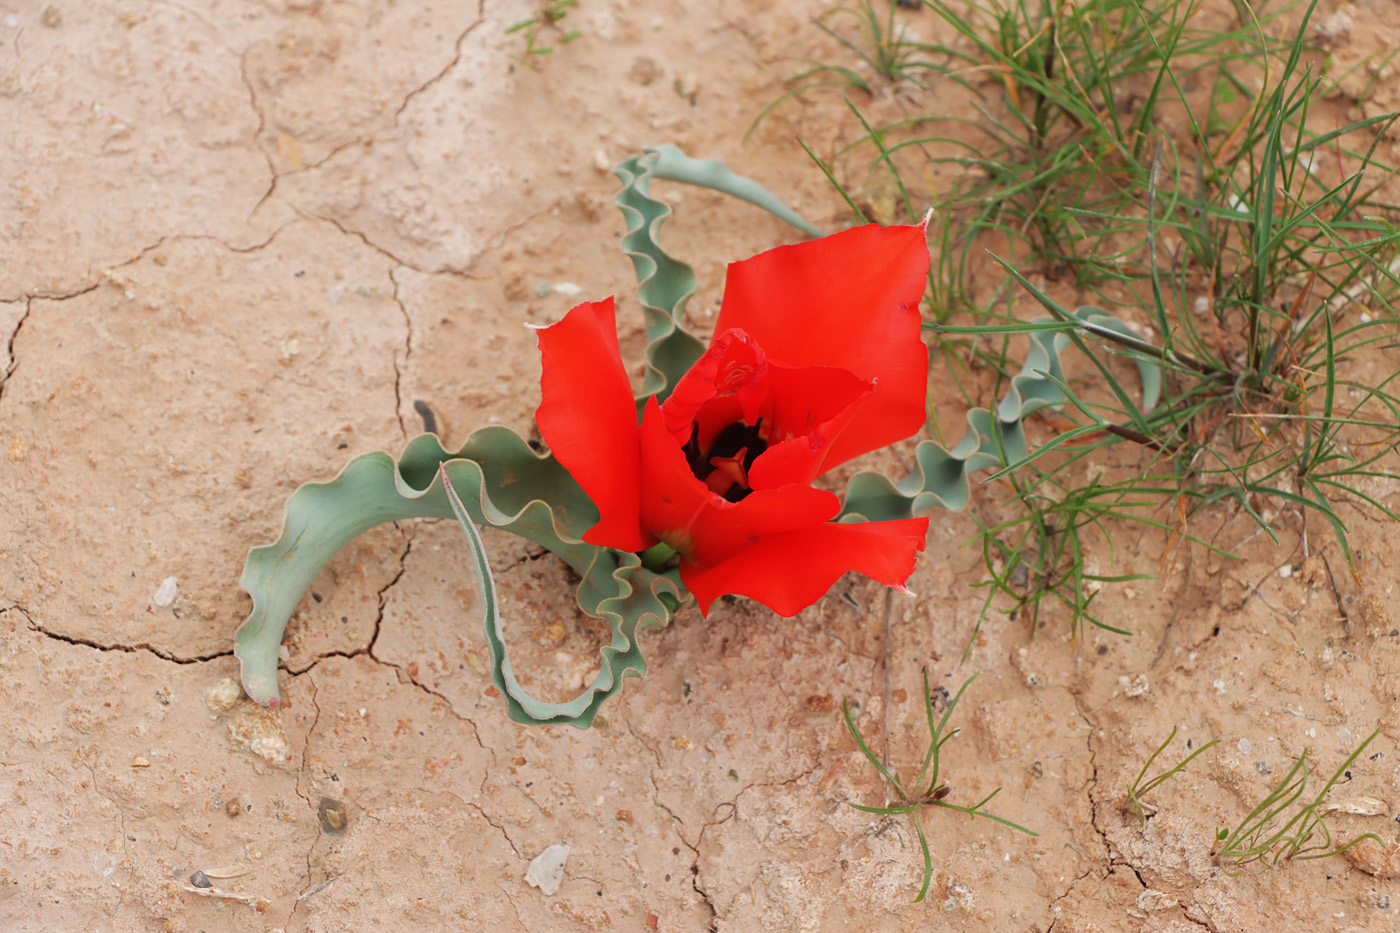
[4,0,1400,930]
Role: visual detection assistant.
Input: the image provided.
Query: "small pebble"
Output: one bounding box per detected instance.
[189,870,213,889]
[227,706,291,764]
[152,577,178,608]
[130,756,150,768]
[205,677,242,712]
[525,844,570,895]
[673,72,699,99]
[628,56,660,86]
[1312,9,1353,41]
[318,796,348,835]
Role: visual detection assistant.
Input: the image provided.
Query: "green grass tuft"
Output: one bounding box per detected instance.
[1212,727,1384,873]
[843,671,1036,902]
[1123,726,1220,824]
[769,0,1400,637]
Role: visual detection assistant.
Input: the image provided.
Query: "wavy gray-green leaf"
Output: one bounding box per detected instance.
[614,149,707,406]
[615,144,824,407]
[235,430,681,727]
[647,143,825,238]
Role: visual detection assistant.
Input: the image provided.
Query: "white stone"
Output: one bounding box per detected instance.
[524,844,570,896]
[152,576,178,607]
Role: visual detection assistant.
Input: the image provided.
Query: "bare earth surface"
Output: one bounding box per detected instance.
[4,1,1400,930]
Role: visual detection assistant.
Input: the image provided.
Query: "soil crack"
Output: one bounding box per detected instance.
[238,41,280,222]
[623,717,666,772]
[277,523,408,669]
[391,3,489,125]
[290,670,323,922]
[1,297,36,405]
[270,529,491,761]
[11,605,233,664]
[668,797,718,929]
[467,800,524,859]
[85,760,134,912]
[2,285,104,403]
[282,529,494,760]
[279,529,413,677]
[1,281,101,306]
[389,267,412,441]
[1065,674,1218,933]
[305,210,431,276]
[1052,681,1113,918]
[368,531,415,656]
[638,765,718,928]
[2,227,292,321]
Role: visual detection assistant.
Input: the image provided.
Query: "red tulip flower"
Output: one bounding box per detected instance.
[534,222,932,617]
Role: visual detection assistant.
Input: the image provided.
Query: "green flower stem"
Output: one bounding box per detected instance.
[639,541,678,571]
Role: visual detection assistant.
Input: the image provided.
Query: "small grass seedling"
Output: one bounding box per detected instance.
[746,0,974,142]
[1212,727,1384,874]
[506,0,582,70]
[843,671,1036,901]
[813,0,950,85]
[1123,726,1219,825]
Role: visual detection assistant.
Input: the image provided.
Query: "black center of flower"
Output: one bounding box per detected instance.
[683,419,767,503]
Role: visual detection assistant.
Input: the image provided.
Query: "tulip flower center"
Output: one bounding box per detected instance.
[682,419,768,503]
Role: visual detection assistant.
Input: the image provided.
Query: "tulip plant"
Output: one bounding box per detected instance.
[235,145,1156,727]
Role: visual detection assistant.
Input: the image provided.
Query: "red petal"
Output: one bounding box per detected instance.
[638,400,839,566]
[715,223,930,469]
[762,361,873,441]
[680,518,930,617]
[747,362,874,489]
[685,485,840,569]
[535,298,655,552]
[660,329,767,449]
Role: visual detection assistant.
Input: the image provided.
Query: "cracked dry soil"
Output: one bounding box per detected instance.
[4,0,1400,930]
